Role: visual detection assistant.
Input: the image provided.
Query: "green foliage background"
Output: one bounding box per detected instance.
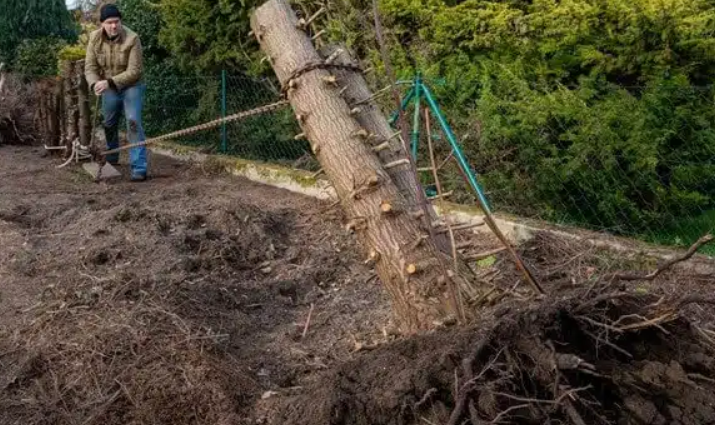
[0,0,78,77]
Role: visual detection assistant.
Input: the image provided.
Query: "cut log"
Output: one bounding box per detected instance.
[251,0,486,332]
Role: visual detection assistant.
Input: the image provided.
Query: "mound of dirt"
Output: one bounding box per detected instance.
[270,291,715,425]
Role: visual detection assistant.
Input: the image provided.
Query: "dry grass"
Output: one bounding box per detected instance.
[0,271,253,425]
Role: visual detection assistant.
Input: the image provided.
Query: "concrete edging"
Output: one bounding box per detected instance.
[151,142,714,268]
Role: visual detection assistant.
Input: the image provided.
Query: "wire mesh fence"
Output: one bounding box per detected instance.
[140,71,715,255]
[395,77,715,255]
[141,73,311,168]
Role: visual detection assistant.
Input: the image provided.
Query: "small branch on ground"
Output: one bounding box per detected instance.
[302,303,315,338]
[608,234,713,282]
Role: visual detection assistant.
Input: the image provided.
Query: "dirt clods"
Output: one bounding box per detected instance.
[274,292,715,425]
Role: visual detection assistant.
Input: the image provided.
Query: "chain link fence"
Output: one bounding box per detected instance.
[140,72,715,255]
[142,73,313,168]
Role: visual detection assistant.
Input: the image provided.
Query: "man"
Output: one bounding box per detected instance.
[84,3,147,181]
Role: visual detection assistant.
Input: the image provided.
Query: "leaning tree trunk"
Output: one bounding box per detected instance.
[317,44,487,293]
[317,44,452,254]
[251,0,486,332]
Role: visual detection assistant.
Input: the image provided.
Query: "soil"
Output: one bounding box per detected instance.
[1,145,715,425]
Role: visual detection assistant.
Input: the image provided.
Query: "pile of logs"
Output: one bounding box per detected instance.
[60,59,93,150]
[34,59,92,152]
[34,77,62,148]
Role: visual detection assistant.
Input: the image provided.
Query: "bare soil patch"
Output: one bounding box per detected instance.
[1,146,714,425]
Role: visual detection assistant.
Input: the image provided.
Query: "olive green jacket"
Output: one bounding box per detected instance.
[84,25,143,91]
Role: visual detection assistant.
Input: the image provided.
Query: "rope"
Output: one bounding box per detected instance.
[56,62,359,159]
[99,99,290,156]
[58,97,101,170]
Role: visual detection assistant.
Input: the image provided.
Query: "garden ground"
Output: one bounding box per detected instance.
[1,145,715,425]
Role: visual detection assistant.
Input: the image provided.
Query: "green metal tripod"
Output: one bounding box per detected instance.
[388,72,492,213]
[388,73,544,294]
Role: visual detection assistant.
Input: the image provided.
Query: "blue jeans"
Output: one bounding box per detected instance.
[102,83,147,176]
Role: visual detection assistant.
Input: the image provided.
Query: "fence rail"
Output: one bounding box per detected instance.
[138,72,715,255]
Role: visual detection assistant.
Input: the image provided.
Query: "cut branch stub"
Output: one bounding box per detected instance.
[316,45,462,256]
[251,0,483,332]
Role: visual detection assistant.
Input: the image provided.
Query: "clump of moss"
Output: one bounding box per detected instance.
[58,45,86,61]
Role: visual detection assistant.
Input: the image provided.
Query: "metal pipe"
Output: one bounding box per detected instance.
[421,83,492,213]
[388,85,415,127]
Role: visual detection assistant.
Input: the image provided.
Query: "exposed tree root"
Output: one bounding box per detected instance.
[272,288,715,425]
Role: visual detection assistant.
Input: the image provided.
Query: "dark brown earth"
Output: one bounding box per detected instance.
[1,145,715,425]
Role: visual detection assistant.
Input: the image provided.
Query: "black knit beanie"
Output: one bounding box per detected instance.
[100,4,122,22]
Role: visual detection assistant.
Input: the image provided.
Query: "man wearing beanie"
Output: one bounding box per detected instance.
[84,3,148,181]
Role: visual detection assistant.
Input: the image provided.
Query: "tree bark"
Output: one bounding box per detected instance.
[316,44,454,253]
[60,60,77,152]
[251,0,482,332]
[317,44,489,299]
[77,59,92,148]
[51,77,62,148]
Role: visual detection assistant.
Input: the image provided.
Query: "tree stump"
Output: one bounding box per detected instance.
[251,0,486,332]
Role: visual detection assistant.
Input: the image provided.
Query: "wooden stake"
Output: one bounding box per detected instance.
[427,190,454,201]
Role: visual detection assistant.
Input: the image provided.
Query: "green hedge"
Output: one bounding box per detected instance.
[350,0,715,235]
[0,0,78,69]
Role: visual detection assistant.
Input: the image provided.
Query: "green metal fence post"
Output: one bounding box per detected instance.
[221,70,227,153]
[411,73,422,160]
